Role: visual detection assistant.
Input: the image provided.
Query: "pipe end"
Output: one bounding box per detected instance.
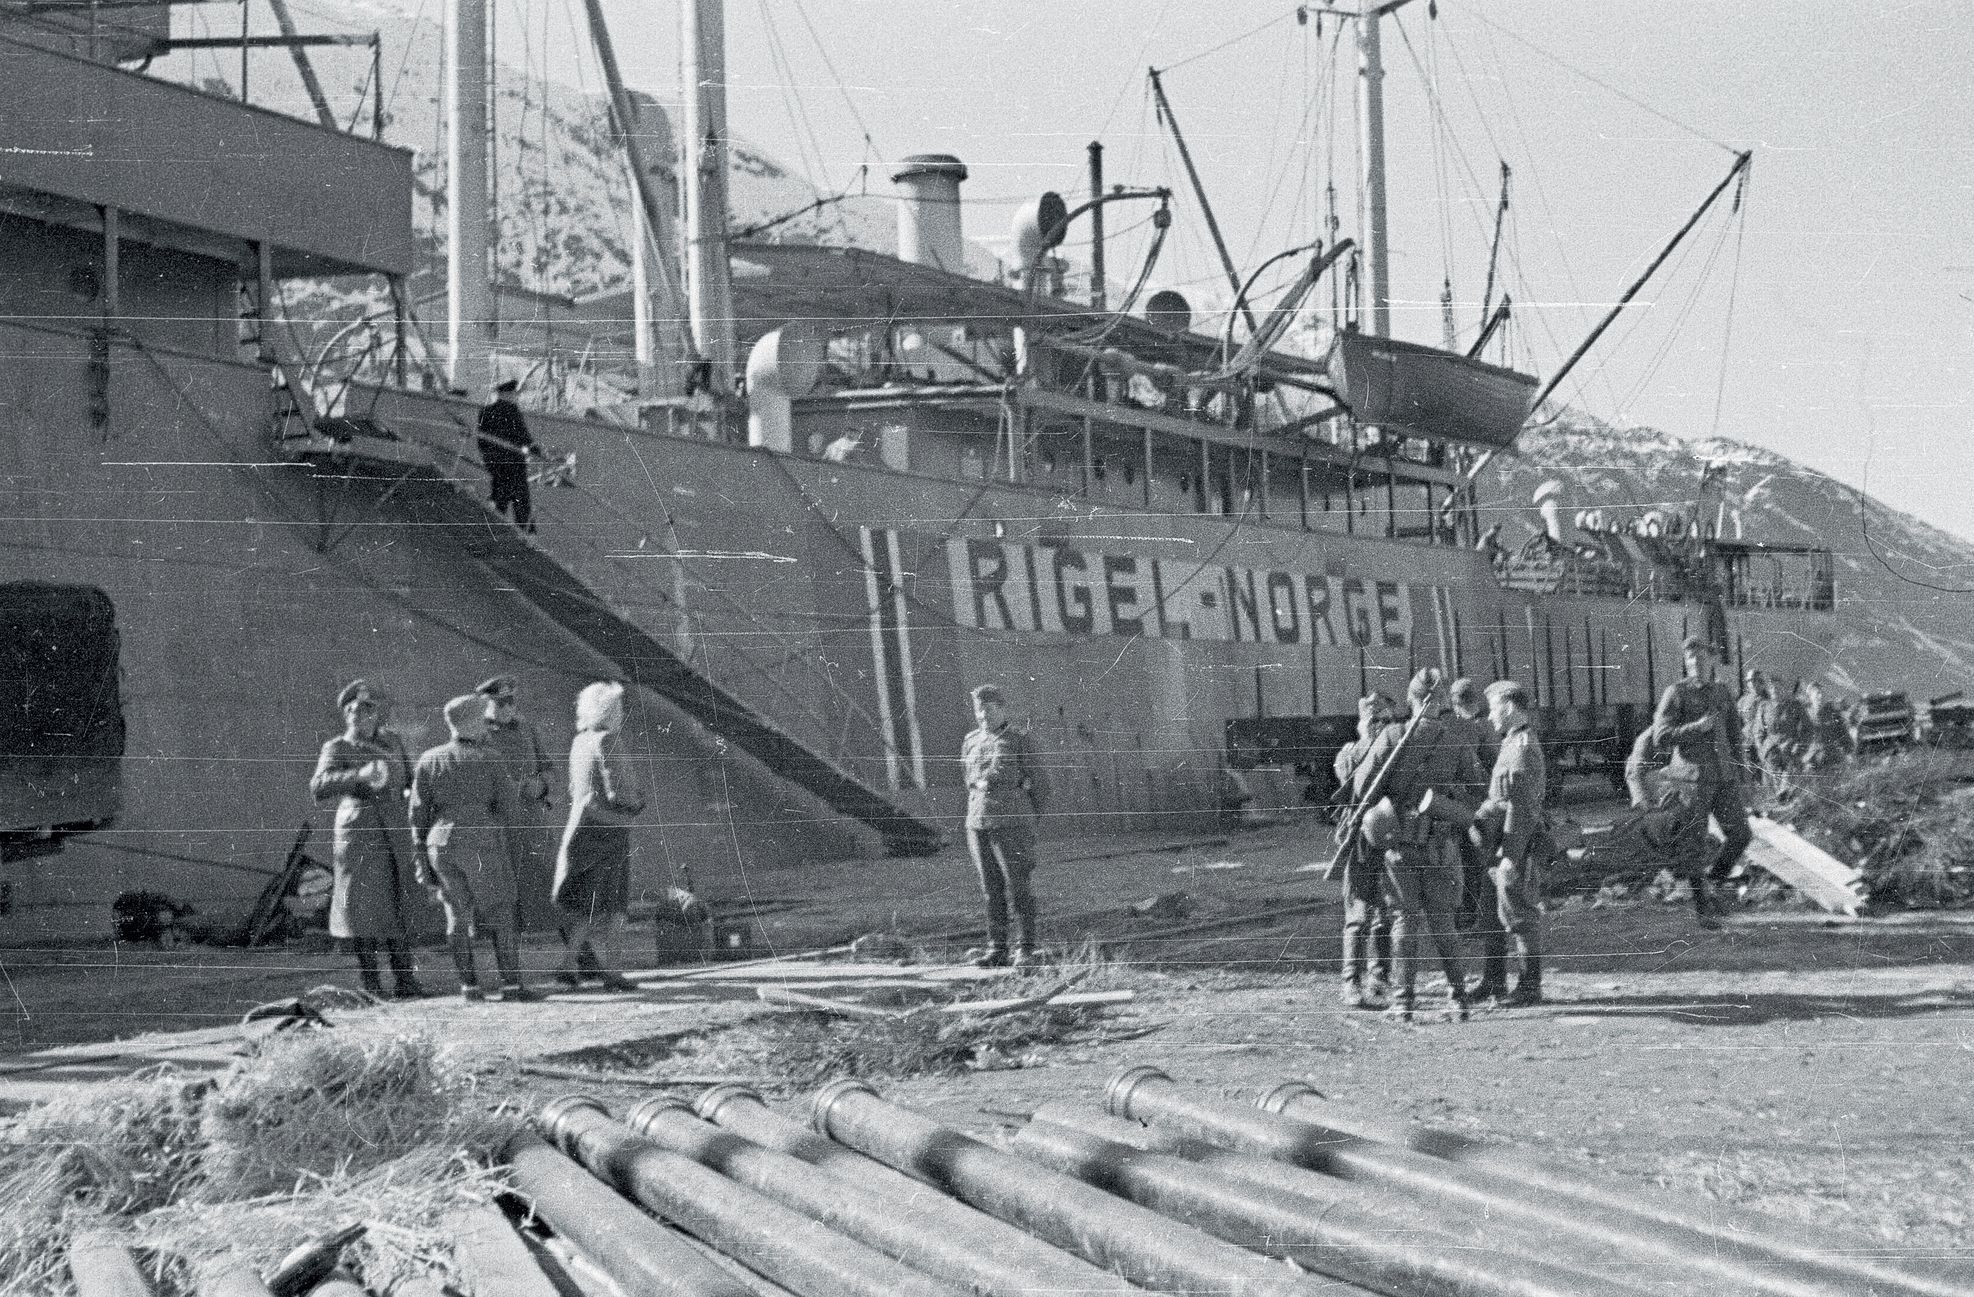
[809,1078,877,1136]
[1258,1081,1322,1114]
[625,1094,695,1137]
[693,1082,765,1124]
[538,1095,609,1152]
[1104,1065,1169,1118]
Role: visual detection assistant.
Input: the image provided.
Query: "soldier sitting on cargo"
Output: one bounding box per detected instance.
[1622,724,1719,930]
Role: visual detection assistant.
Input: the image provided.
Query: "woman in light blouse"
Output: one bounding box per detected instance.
[552,681,644,989]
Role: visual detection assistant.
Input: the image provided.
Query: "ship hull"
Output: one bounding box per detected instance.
[0,324,1838,938]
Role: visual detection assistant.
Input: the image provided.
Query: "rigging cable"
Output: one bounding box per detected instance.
[382,0,430,119]
[1096,0,1176,137]
[1607,211,1736,422]
[1465,8,1736,157]
[755,0,834,193]
[1440,20,1612,410]
[1158,7,1299,74]
[787,0,882,166]
[1706,165,1752,441]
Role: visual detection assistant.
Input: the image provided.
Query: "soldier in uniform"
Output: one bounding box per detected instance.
[1653,635,1753,923]
[1761,680,1811,801]
[1352,667,1483,1022]
[1473,681,1549,1005]
[478,377,541,533]
[478,675,557,933]
[1333,693,1396,1008]
[961,684,1051,968]
[1802,681,1850,771]
[1442,677,1497,934]
[309,680,427,998]
[1738,669,1770,777]
[410,695,539,1002]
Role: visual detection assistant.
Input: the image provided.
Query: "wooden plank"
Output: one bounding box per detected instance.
[754,986,909,1019]
[947,968,1092,1019]
[444,1204,564,1297]
[1746,817,1867,916]
[940,988,1135,1016]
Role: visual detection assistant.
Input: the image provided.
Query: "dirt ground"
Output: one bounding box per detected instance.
[4,814,1972,1255]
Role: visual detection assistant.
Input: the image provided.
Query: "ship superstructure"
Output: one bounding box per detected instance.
[0,1,1836,938]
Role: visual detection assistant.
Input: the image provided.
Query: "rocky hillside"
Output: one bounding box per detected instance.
[1491,414,1974,699]
[165,0,998,304]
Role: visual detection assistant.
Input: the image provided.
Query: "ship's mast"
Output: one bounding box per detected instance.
[683,0,737,407]
[446,0,494,393]
[1355,1,1395,339]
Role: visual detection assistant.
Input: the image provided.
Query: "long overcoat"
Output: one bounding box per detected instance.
[309,731,418,939]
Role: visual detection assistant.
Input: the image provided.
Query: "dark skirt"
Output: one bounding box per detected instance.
[554,820,630,922]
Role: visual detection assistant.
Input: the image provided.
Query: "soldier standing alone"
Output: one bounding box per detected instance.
[961,685,1051,968]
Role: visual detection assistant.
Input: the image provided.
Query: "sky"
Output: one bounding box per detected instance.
[331,0,1974,543]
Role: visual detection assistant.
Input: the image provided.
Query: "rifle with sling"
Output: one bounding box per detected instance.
[1321,712,1428,881]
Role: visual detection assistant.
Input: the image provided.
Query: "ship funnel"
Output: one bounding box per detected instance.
[746,323,827,453]
[1533,479,1570,544]
[891,153,969,273]
[1144,289,1192,333]
[1010,191,1069,279]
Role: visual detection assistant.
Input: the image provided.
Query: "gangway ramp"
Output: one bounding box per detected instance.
[282,427,944,858]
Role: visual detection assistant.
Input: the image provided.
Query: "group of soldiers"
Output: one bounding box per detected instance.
[1736,670,1852,795]
[1330,635,1762,1022]
[1330,670,1549,1021]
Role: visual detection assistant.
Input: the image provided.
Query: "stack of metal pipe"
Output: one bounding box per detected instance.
[508,1068,1974,1297]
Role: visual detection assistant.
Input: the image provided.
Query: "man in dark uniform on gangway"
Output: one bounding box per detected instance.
[478,377,541,533]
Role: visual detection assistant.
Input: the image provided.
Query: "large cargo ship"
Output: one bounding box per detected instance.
[0,1,1836,938]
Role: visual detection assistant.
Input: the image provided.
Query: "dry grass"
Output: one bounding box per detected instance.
[1655,1146,1974,1249]
[1781,750,1974,907]
[0,1029,517,1295]
[581,942,1148,1093]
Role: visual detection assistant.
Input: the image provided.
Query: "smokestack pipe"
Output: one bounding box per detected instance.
[1107,1068,1923,1297]
[1260,1082,1973,1297]
[627,1095,1139,1296]
[806,1079,1357,1297]
[539,1098,970,1297]
[891,154,969,273]
[1014,1115,1643,1297]
[504,1127,754,1297]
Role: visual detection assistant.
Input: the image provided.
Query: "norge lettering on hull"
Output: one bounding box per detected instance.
[946,535,1417,648]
